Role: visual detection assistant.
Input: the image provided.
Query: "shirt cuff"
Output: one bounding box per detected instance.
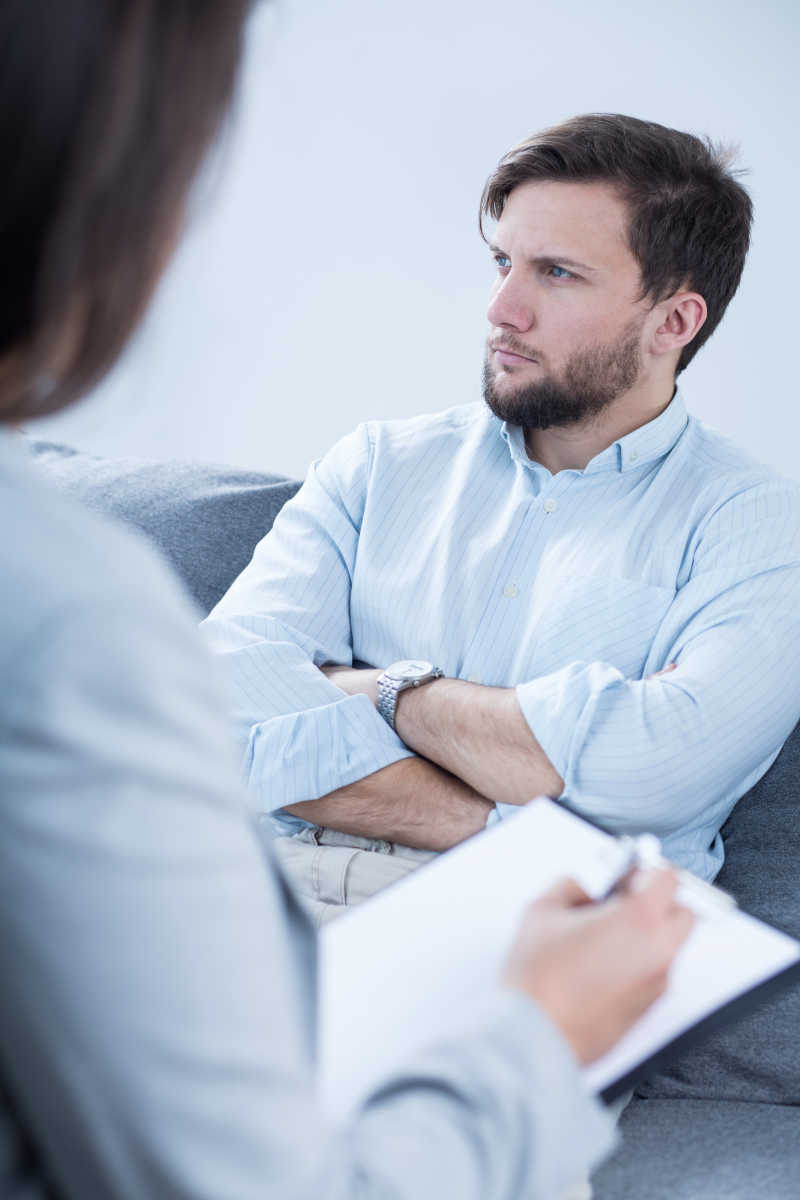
[516,661,625,793]
[245,692,415,814]
[360,987,616,1200]
[492,989,618,1195]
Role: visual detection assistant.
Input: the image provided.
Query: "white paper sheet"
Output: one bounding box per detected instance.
[319,798,800,1119]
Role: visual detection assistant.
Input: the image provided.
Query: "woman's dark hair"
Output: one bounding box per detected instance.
[480,113,753,373]
[0,0,250,420]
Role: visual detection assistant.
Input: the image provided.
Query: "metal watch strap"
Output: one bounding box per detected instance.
[377,666,443,730]
[377,675,404,730]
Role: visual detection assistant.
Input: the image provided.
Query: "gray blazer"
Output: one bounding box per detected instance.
[0,429,612,1199]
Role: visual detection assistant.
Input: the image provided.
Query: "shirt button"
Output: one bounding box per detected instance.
[502,583,519,599]
[543,498,557,513]
[629,450,640,463]
[467,673,483,684]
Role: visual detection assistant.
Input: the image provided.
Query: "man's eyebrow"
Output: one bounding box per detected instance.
[488,243,597,273]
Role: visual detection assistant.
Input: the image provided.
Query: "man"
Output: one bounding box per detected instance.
[203,113,800,923]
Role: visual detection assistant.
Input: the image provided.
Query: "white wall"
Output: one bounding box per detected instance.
[32,0,800,482]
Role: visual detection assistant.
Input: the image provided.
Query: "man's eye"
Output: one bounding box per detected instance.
[548,265,574,279]
[494,254,511,270]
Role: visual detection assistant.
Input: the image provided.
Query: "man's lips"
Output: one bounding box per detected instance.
[491,344,538,366]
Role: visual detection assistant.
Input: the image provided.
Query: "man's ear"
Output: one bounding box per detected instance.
[649,291,707,359]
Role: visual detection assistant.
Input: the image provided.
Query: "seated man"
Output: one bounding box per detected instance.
[202,112,800,923]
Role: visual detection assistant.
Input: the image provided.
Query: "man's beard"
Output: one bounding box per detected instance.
[482,318,644,431]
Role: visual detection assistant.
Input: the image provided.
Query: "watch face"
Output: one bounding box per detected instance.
[387,659,434,681]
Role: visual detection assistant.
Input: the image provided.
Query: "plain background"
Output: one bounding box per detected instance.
[32,0,800,483]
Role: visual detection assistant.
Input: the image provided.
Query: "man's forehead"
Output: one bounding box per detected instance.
[493,178,632,266]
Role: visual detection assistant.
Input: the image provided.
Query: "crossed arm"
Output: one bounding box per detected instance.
[284,670,563,848]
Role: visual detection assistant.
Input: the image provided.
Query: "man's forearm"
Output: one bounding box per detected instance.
[283,755,494,851]
[395,677,564,806]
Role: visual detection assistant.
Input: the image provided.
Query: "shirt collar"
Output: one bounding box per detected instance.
[499,388,689,475]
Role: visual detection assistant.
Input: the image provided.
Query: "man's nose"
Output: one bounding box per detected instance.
[487,273,535,333]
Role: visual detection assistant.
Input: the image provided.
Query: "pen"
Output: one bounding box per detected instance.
[599,832,737,915]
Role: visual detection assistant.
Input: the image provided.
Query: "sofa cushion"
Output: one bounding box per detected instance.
[636,719,800,1104]
[26,439,301,616]
[592,1097,800,1199]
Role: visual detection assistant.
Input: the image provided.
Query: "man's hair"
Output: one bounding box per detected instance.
[0,0,250,421]
[480,113,753,373]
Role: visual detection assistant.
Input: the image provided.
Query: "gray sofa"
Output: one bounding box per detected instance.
[29,439,800,1197]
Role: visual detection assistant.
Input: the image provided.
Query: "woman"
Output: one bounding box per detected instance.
[0,4,690,1197]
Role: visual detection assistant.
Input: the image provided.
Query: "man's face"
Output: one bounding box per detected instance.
[483,179,651,430]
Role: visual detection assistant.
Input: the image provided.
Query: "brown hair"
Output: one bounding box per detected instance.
[0,0,250,421]
[480,113,753,372]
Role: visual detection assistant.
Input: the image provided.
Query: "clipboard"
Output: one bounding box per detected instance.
[318,797,800,1115]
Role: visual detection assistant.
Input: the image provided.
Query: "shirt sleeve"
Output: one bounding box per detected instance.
[515,480,800,852]
[1,537,615,1200]
[201,423,414,817]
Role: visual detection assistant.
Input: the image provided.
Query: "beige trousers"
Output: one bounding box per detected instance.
[272,826,437,927]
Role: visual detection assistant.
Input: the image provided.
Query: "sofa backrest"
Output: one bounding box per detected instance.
[27,440,301,615]
[637,718,800,1104]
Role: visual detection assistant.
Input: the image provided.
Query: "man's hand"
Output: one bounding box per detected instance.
[396,676,564,805]
[504,871,695,1065]
[283,756,494,851]
[321,664,382,706]
[322,663,563,805]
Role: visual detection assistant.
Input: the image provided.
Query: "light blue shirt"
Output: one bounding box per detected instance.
[203,392,800,881]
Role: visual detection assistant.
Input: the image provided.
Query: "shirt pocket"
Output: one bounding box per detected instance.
[519,571,676,681]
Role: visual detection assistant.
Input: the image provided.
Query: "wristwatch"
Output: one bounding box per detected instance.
[377,660,444,730]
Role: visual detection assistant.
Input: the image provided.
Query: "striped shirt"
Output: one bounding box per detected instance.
[202,391,800,880]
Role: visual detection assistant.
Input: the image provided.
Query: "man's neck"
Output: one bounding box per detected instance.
[523,379,676,474]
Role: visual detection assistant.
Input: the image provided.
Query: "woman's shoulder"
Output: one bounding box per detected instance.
[0,450,241,808]
[0,450,198,672]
